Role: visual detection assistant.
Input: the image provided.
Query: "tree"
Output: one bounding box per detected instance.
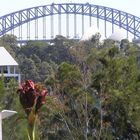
[88,45,140,139]
[45,62,96,140]
[20,58,40,81]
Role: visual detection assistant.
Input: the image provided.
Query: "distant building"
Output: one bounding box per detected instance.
[0,47,20,83]
[108,29,127,42]
[80,25,101,41]
[133,38,140,46]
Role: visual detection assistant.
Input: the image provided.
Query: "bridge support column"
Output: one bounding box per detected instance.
[74,14,77,38]
[66,14,69,38]
[58,14,61,35]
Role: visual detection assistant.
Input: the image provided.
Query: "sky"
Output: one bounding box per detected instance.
[0,0,140,17]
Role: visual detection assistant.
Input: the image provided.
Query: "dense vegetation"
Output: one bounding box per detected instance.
[1,34,140,139]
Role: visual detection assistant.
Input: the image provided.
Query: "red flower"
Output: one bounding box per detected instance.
[17,80,47,115]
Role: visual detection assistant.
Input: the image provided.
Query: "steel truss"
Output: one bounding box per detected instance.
[0,3,140,38]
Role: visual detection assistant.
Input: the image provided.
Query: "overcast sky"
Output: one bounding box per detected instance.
[0,0,139,17]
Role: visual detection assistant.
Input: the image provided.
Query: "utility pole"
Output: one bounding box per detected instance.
[0,110,17,140]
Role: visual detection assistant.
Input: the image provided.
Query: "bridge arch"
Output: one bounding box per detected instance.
[0,3,140,39]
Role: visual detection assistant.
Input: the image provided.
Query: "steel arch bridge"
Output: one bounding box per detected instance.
[0,3,140,42]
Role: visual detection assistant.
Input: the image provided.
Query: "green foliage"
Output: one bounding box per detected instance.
[89,46,140,139]
[0,78,6,110]
[58,62,82,85]
[0,79,29,140]
[1,34,140,139]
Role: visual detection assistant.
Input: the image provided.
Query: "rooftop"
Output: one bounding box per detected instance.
[80,25,100,41]
[108,29,127,42]
[0,47,18,66]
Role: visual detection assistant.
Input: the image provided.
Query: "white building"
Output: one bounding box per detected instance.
[108,29,127,42]
[0,47,20,83]
[80,25,102,41]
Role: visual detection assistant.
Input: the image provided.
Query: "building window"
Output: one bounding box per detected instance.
[0,66,8,73]
[3,66,8,73]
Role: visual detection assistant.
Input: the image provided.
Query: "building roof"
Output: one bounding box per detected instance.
[80,25,100,41]
[0,47,18,66]
[108,29,126,42]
